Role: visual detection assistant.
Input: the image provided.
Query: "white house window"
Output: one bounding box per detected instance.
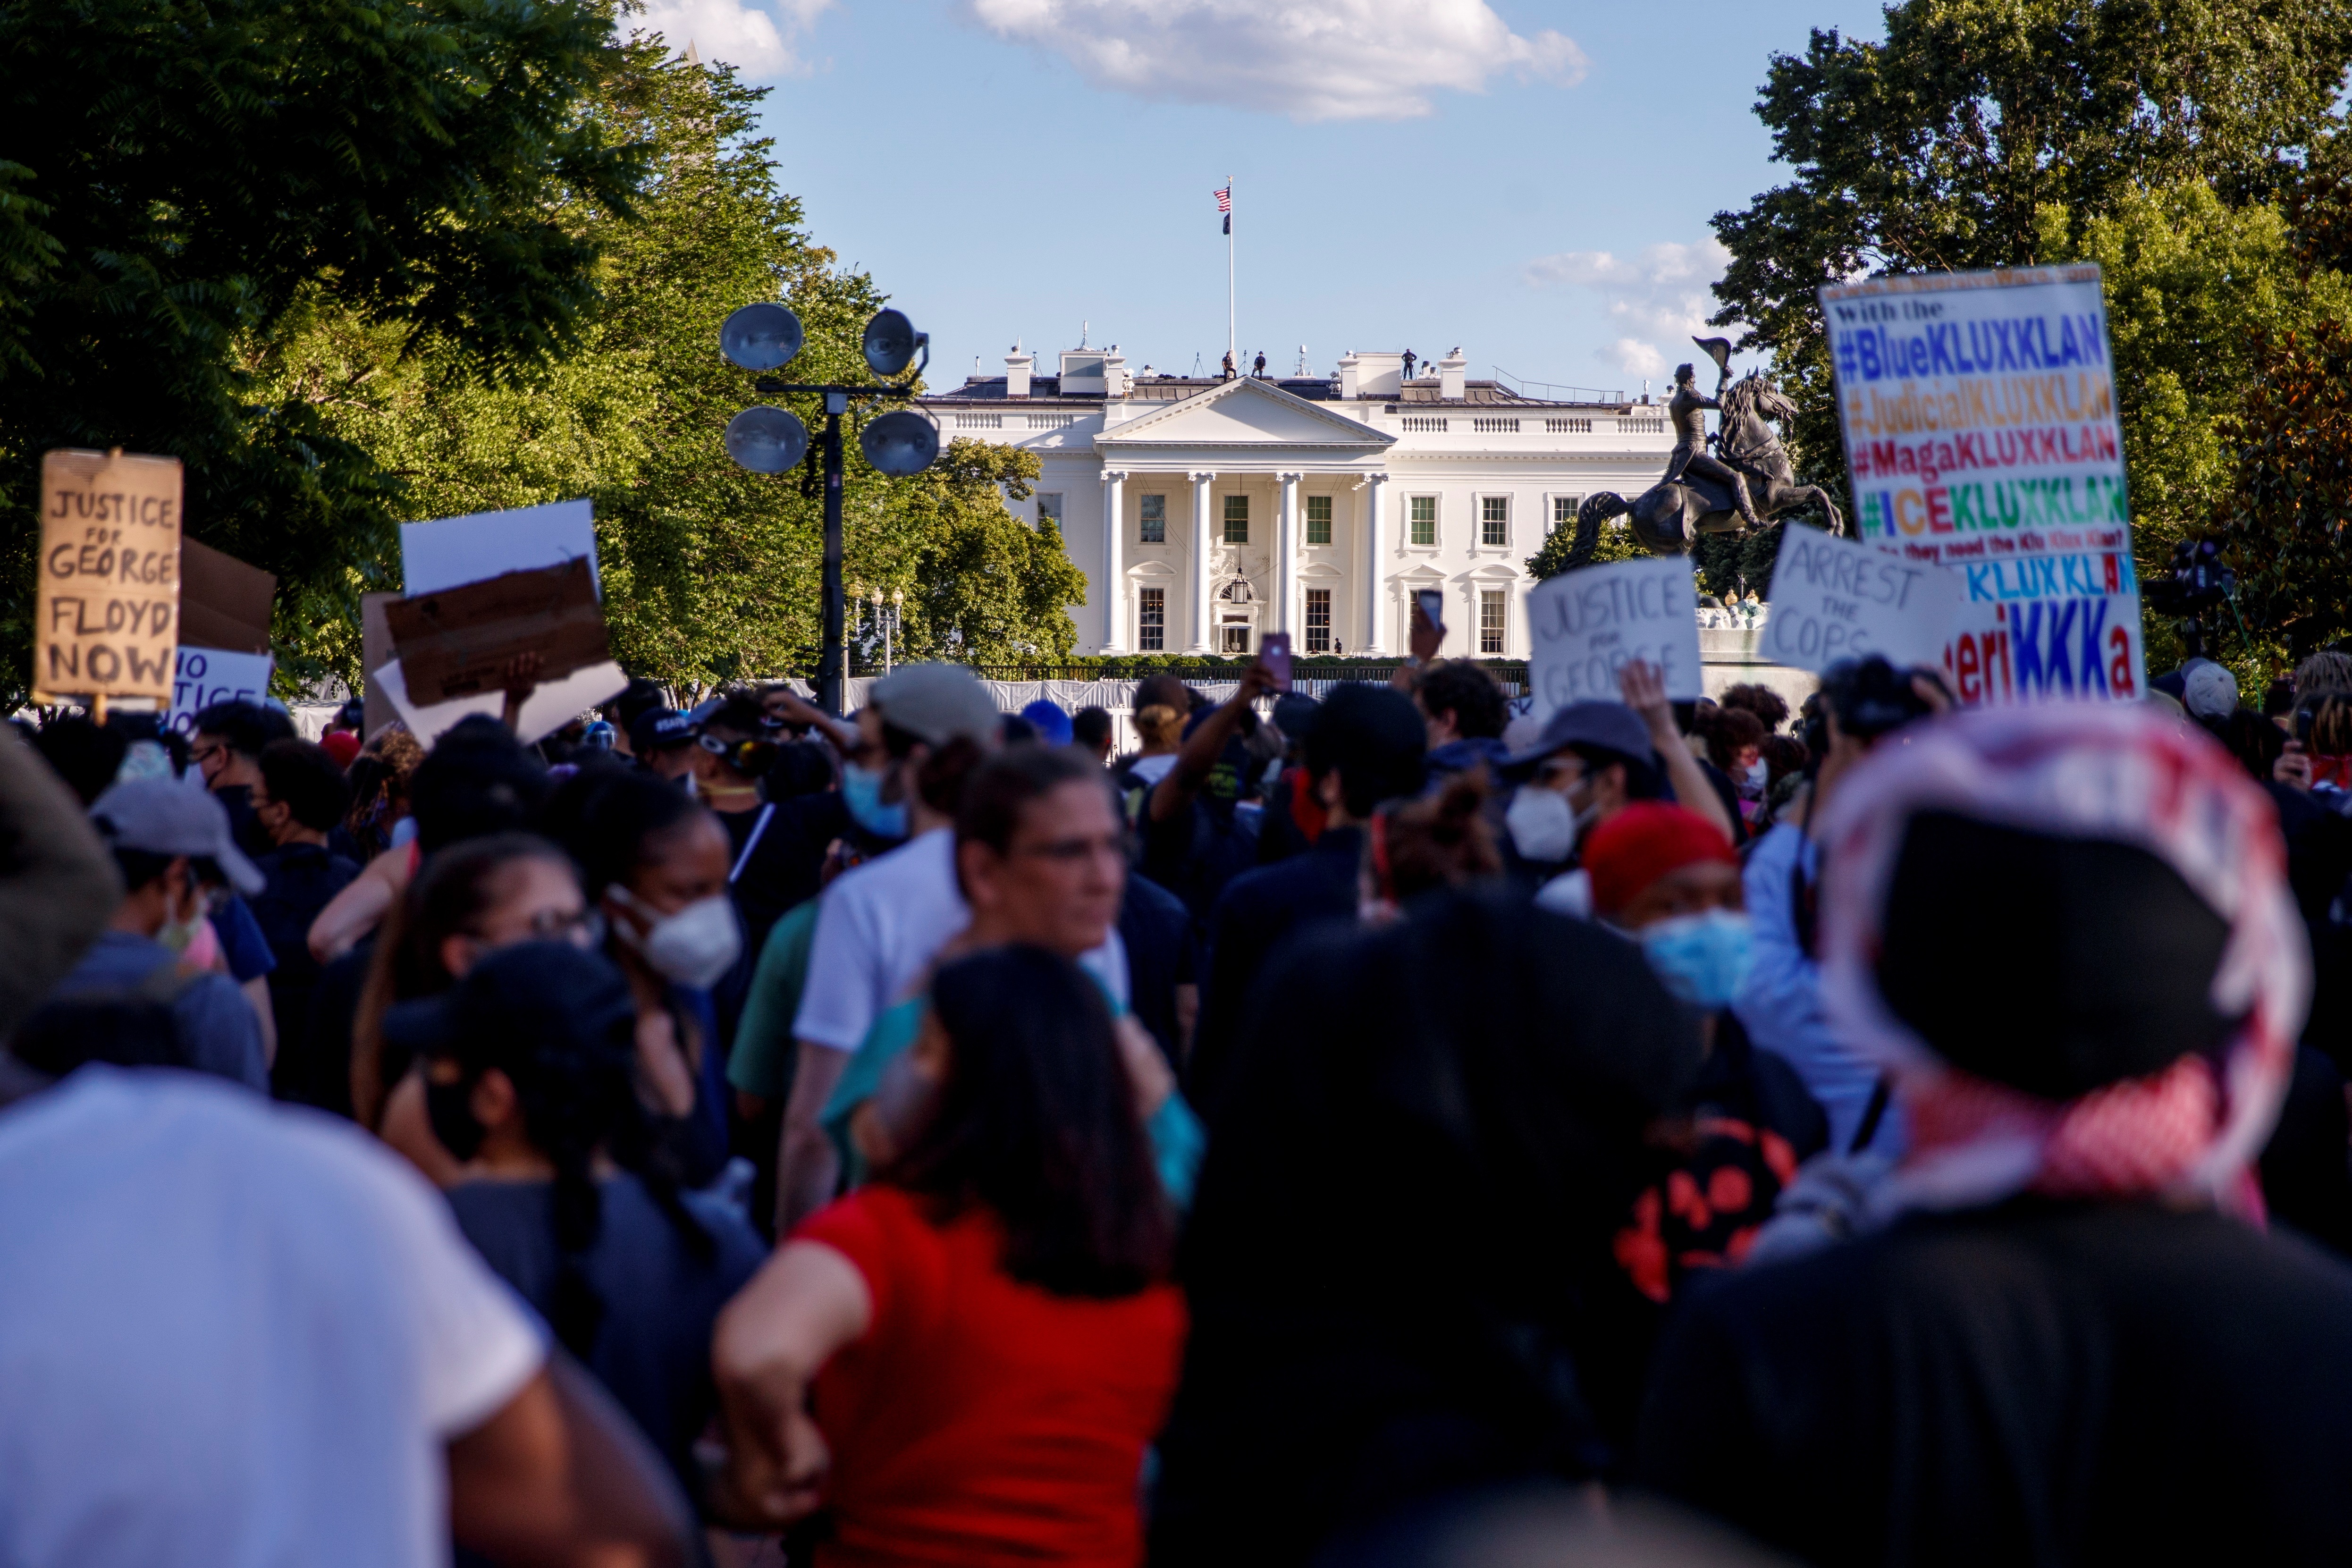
[1139,493,1166,543]
[1305,588,1332,652]
[1481,496,1509,547]
[1305,495,1332,545]
[1544,417,1592,433]
[1037,493,1063,526]
[1138,586,1165,651]
[1480,589,1507,655]
[1220,616,1252,654]
[1408,496,1438,547]
[1551,495,1582,534]
[1223,494,1249,544]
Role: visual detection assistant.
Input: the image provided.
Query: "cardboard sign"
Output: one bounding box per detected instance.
[401,499,599,599]
[360,592,398,739]
[372,655,628,749]
[1525,556,1703,714]
[178,539,276,655]
[383,556,608,703]
[1818,264,2143,702]
[34,449,182,702]
[1760,523,1965,674]
[166,646,273,735]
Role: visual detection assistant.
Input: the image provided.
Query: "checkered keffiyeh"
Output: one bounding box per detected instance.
[1812,703,2309,1217]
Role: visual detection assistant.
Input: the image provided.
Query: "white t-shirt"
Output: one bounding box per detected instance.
[0,1068,545,1568]
[793,827,1129,1054]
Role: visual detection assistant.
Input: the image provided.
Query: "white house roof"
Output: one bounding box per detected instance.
[1095,375,1394,452]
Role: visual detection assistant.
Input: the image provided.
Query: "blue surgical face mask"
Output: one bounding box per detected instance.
[1638,908,1755,1011]
[842,761,908,841]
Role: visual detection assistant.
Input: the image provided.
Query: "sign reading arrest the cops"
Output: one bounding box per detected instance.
[1525,555,1704,713]
[1762,523,1964,675]
[35,449,182,703]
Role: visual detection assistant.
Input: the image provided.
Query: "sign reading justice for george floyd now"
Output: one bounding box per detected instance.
[35,449,182,704]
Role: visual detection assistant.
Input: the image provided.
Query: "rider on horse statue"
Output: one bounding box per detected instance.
[1664,354,1763,530]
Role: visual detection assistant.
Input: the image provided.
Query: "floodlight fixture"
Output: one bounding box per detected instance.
[859,410,940,477]
[720,303,805,371]
[725,405,810,473]
[861,309,928,379]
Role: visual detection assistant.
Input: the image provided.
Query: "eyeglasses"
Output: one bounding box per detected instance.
[190,741,227,768]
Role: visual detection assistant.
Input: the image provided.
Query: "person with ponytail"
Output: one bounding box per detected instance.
[712,944,1186,1561]
[387,941,764,1499]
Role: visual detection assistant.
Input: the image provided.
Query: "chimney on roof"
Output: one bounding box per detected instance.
[1436,349,1467,402]
[1103,346,1129,398]
[1006,346,1033,399]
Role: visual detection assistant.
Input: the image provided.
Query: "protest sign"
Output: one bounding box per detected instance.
[1761,523,1964,675]
[384,557,608,703]
[371,657,627,749]
[1526,555,1703,713]
[360,592,397,738]
[178,539,275,655]
[165,647,273,735]
[34,449,182,704]
[1818,264,2142,702]
[401,499,599,599]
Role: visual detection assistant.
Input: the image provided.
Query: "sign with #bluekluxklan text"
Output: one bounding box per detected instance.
[1818,264,2142,704]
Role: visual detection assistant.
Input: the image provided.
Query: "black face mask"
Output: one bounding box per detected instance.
[424,1071,487,1162]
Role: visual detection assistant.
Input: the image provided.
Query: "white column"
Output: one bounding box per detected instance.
[1099,470,1126,652]
[1461,578,1483,660]
[1188,471,1216,653]
[1275,472,1301,635]
[1362,473,1390,653]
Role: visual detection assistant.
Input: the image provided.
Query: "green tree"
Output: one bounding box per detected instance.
[0,0,642,707]
[1524,511,1645,578]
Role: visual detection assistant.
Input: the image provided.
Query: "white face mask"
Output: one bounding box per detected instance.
[610,888,741,990]
[1745,758,1770,790]
[158,884,208,954]
[1506,784,1580,863]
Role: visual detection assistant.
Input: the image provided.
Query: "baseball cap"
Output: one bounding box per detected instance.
[89,777,265,895]
[381,940,636,1067]
[629,708,699,755]
[1504,700,1657,773]
[871,663,1000,748]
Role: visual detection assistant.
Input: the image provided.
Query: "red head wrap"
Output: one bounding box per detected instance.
[1581,801,1736,919]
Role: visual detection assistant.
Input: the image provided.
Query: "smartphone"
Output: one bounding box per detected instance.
[1260,632,1294,692]
[1415,588,1447,634]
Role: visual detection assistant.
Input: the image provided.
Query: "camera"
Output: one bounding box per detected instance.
[2144,539,2236,617]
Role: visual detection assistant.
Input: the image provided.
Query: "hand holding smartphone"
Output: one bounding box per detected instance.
[1260,632,1293,692]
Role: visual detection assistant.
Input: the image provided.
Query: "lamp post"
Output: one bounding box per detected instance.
[719,304,940,715]
[890,587,902,675]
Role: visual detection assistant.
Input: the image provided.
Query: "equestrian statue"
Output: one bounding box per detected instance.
[1557,337,1845,569]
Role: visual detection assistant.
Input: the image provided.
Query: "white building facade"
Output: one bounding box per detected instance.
[919,347,1679,659]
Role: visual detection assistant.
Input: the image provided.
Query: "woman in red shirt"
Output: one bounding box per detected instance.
[713,943,1186,1566]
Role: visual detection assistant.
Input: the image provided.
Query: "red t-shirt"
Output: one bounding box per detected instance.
[794,1185,1188,1567]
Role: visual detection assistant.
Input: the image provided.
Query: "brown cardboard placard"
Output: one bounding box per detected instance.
[34,448,183,703]
[384,557,608,704]
[360,592,398,738]
[178,538,276,655]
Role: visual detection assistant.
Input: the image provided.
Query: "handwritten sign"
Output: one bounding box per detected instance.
[384,557,608,703]
[35,449,182,703]
[1761,523,1964,674]
[1526,556,1703,714]
[1818,265,2142,703]
[165,647,273,736]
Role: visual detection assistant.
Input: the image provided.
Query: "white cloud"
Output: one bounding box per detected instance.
[633,0,833,78]
[1525,237,1729,380]
[964,0,1587,122]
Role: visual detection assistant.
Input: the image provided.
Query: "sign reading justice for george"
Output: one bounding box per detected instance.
[35,449,182,704]
[1525,555,1704,714]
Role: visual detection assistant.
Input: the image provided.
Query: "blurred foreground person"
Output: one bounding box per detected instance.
[0,722,119,1039]
[714,946,1185,1563]
[1152,886,1700,1562]
[1639,704,2352,1567]
[0,1064,696,1568]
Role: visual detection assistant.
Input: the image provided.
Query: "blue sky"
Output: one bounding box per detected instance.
[646,0,1890,393]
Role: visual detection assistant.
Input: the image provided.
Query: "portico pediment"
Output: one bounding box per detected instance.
[1097,377,1394,452]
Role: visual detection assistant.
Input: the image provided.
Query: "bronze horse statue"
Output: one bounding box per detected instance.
[1559,365,1845,569]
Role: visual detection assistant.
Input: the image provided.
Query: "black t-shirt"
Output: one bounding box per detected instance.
[250,842,359,1104]
[1639,1201,2352,1567]
[1118,872,1195,1069]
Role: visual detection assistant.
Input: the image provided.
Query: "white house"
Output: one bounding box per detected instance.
[918,346,1680,659]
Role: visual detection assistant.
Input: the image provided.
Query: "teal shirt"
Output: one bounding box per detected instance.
[821,992,1204,1209]
[727,901,821,1101]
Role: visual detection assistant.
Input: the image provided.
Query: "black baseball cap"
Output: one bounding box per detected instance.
[629,708,699,755]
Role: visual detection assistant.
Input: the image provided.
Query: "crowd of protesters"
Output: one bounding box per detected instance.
[7,616,2352,1568]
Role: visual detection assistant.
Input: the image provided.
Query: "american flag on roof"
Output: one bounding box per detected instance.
[1214,187,1231,213]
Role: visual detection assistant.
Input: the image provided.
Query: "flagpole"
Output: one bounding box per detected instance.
[1226,176,1235,375]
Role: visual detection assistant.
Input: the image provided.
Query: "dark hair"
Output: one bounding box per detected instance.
[258,739,351,832]
[1569,744,1662,801]
[409,717,550,854]
[1373,773,1501,902]
[1133,674,1190,715]
[1758,733,1810,786]
[1821,656,1938,744]
[1417,660,1508,741]
[428,945,712,1356]
[1305,684,1428,818]
[343,728,425,857]
[705,692,769,737]
[2205,707,2285,784]
[1718,683,1791,732]
[956,745,1111,862]
[915,734,989,817]
[1071,706,1114,751]
[887,945,1173,1296]
[12,996,179,1074]
[351,833,577,1128]
[1689,703,1765,773]
[539,760,703,901]
[192,700,291,759]
[109,845,176,893]
[33,717,127,806]
[764,739,836,800]
[607,677,668,733]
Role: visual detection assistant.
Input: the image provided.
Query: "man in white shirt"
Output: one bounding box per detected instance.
[0,1064,694,1568]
